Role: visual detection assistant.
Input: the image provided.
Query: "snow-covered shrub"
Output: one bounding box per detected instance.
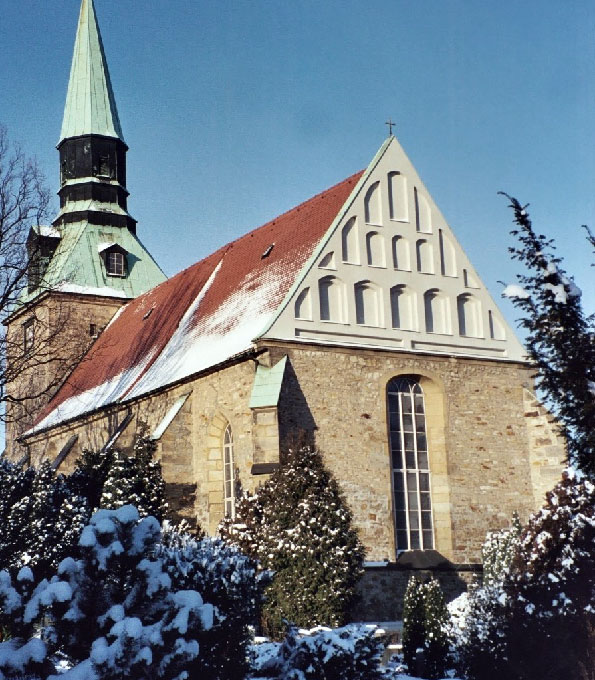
[481,513,521,587]
[98,436,167,521]
[0,435,166,590]
[402,577,449,679]
[277,624,384,680]
[0,506,215,679]
[0,460,89,584]
[402,577,425,672]
[422,579,450,679]
[53,505,214,678]
[221,433,365,639]
[156,525,270,680]
[454,471,595,680]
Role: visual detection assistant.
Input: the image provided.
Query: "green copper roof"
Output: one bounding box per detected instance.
[21,223,166,306]
[249,356,287,409]
[60,0,124,143]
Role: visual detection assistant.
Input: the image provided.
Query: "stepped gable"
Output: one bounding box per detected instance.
[30,171,363,433]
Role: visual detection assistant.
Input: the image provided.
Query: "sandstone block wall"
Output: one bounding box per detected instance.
[5,292,124,459]
[265,340,564,564]
[23,339,564,576]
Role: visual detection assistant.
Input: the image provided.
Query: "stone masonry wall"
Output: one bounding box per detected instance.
[5,293,124,459]
[24,340,564,573]
[265,340,564,565]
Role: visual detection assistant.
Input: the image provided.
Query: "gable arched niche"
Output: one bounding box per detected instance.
[341,217,360,264]
[381,369,454,561]
[318,275,347,323]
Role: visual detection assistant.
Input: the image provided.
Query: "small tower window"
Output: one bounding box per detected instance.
[107,251,126,277]
[23,319,35,355]
[99,155,110,177]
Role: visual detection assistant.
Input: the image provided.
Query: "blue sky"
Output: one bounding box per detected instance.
[1,0,594,332]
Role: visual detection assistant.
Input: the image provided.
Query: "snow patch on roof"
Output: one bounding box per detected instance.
[38,225,61,238]
[27,355,153,434]
[126,258,278,398]
[55,282,129,298]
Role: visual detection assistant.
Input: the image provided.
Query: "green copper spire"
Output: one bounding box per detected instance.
[60,0,124,143]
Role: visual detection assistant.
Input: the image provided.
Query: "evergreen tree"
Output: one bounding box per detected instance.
[401,576,426,673]
[221,434,365,639]
[481,512,522,587]
[422,578,450,680]
[0,461,89,582]
[500,195,595,477]
[99,436,167,521]
[0,435,166,584]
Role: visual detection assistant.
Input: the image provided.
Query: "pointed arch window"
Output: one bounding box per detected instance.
[387,377,434,552]
[223,424,236,518]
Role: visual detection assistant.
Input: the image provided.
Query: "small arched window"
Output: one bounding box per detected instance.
[389,172,408,222]
[439,230,457,277]
[223,424,236,518]
[392,236,411,271]
[415,189,432,233]
[416,240,434,274]
[387,377,434,552]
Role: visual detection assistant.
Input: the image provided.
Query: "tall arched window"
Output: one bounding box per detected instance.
[387,377,434,552]
[223,424,236,518]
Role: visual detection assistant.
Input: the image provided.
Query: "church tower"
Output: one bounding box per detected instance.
[4,0,166,458]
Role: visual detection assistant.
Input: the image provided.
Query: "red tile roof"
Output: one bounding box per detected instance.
[31,170,363,433]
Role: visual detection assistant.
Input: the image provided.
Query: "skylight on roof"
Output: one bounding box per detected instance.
[261,243,274,259]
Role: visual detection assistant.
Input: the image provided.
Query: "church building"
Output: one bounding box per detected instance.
[6,0,564,619]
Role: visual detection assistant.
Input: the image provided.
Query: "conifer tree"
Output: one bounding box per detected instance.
[401,576,426,672]
[422,578,450,680]
[481,512,522,587]
[99,436,167,521]
[221,434,365,639]
[500,195,595,477]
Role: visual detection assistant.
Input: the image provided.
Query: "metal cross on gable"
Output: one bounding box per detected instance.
[385,118,395,135]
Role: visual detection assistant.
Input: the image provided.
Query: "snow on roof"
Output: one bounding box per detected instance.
[56,282,129,298]
[28,171,363,434]
[37,225,61,238]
